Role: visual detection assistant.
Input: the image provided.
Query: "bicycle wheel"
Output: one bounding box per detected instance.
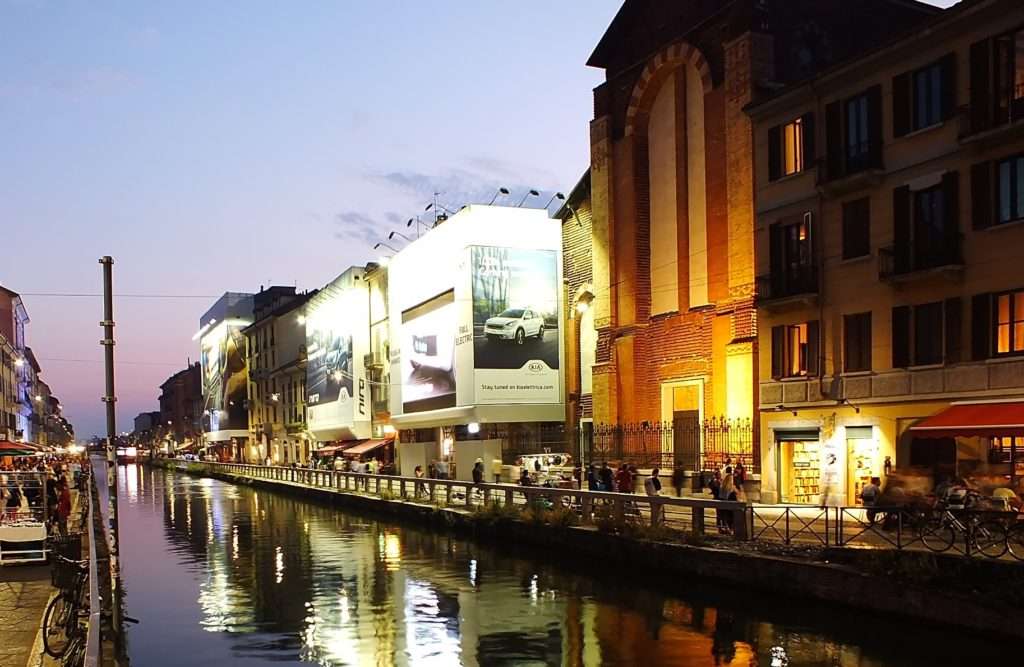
[42,594,72,658]
[919,519,955,552]
[61,632,85,667]
[1008,524,1024,561]
[974,521,1008,558]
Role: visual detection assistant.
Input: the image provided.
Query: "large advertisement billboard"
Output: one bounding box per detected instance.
[200,322,249,434]
[305,268,370,439]
[471,246,559,404]
[401,290,457,413]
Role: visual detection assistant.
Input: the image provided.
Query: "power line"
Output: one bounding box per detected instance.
[20,293,219,299]
[37,357,185,368]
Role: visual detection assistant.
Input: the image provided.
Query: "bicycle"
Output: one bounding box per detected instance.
[1006,521,1024,561]
[918,496,1007,558]
[43,554,89,660]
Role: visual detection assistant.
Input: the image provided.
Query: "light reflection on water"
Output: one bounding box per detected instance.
[110,463,1004,667]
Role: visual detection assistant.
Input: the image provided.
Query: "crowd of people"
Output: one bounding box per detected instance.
[0,455,84,535]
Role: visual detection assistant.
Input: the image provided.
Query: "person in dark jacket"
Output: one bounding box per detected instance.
[599,462,614,492]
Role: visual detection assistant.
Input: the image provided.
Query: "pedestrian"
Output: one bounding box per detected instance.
[414,465,425,498]
[599,462,614,492]
[519,468,534,486]
[614,464,632,495]
[472,459,484,485]
[435,459,449,480]
[586,464,601,491]
[57,480,72,535]
[861,476,881,525]
[644,467,663,524]
[718,467,737,534]
[671,467,685,497]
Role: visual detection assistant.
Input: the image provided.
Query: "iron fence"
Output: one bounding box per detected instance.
[583,417,756,472]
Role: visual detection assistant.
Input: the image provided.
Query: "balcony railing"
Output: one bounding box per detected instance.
[878,236,963,281]
[958,87,1024,139]
[755,265,818,303]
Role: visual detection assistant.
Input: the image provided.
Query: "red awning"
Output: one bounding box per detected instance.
[910,401,1024,438]
[316,440,362,457]
[340,439,392,458]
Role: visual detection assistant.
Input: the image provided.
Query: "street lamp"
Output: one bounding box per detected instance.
[488,187,510,205]
[388,231,413,243]
[544,192,566,209]
[373,242,399,253]
[516,189,540,207]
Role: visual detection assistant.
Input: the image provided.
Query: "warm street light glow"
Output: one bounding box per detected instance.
[14,357,24,367]
[467,422,480,434]
[297,314,306,325]
[576,301,590,313]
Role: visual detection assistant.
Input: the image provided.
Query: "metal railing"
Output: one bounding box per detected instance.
[179,461,750,539]
[170,461,1024,560]
[84,470,101,667]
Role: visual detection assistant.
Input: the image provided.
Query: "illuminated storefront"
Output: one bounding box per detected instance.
[388,205,565,480]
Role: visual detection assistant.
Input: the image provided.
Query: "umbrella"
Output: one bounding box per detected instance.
[0,440,42,456]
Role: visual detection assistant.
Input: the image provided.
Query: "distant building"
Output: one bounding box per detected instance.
[0,285,30,440]
[159,363,202,452]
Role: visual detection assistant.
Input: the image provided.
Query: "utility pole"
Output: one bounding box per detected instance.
[99,256,125,659]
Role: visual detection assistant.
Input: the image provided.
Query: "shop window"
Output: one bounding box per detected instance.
[842,197,870,259]
[777,438,821,504]
[991,436,1023,463]
[771,321,819,379]
[843,312,872,372]
[994,289,1024,355]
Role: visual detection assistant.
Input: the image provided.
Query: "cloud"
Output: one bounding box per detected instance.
[333,210,384,247]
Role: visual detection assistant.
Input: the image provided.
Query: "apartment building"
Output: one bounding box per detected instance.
[751,0,1024,504]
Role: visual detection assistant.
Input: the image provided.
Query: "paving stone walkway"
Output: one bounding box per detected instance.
[0,567,52,667]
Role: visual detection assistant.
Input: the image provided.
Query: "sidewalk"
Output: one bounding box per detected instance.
[0,566,52,667]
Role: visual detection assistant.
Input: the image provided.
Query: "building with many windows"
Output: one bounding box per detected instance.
[582,0,936,477]
[159,362,203,453]
[751,0,1024,504]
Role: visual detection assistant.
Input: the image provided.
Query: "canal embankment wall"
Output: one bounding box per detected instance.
[150,459,1024,640]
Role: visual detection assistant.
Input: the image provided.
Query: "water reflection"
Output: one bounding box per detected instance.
[113,463,1004,667]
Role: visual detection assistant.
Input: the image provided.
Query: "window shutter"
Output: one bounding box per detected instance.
[893,71,911,138]
[944,297,962,364]
[825,100,843,180]
[893,186,911,274]
[867,84,883,168]
[771,326,785,379]
[942,170,960,244]
[940,52,957,120]
[969,39,991,132]
[971,160,993,230]
[971,293,991,361]
[769,223,783,294]
[801,112,815,166]
[807,320,820,376]
[892,306,911,368]
[768,124,782,181]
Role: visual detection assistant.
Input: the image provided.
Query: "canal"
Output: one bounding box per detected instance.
[107,462,1003,666]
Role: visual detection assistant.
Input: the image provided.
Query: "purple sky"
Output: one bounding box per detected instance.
[1,1,955,438]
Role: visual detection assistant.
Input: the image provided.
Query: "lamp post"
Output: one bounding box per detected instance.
[516,189,540,207]
[488,187,510,205]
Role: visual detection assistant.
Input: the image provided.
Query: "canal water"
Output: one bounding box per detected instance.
[108,462,1002,666]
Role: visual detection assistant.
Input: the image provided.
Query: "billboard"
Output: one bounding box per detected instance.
[305,268,370,439]
[471,246,559,404]
[401,290,457,413]
[200,320,249,435]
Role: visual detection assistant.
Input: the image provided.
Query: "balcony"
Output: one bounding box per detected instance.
[878,237,963,284]
[756,265,818,309]
[958,90,1024,145]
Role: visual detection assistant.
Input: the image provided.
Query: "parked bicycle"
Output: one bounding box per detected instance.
[43,553,90,664]
[918,490,1008,558]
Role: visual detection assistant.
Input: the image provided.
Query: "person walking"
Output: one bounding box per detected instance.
[644,468,663,524]
[586,464,601,491]
[671,467,685,497]
[614,464,633,495]
[599,462,614,493]
[861,476,881,525]
[718,468,737,534]
[414,465,425,499]
[56,480,72,535]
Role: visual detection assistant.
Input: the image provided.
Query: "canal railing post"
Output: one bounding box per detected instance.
[693,505,705,535]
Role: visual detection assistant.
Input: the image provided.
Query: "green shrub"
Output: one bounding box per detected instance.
[471,501,522,527]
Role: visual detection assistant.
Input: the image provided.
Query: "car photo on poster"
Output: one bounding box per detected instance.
[306,326,353,406]
[471,246,559,371]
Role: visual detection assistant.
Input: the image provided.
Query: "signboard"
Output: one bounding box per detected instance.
[200,320,249,434]
[470,246,559,404]
[401,291,457,413]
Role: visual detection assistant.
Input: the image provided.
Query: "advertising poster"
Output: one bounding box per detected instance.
[471,246,560,403]
[306,320,354,407]
[402,290,457,413]
[200,324,248,432]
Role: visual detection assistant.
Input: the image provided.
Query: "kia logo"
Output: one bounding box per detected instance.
[527,361,545,373]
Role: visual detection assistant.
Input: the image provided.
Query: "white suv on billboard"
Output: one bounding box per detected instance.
[484,308,544,345]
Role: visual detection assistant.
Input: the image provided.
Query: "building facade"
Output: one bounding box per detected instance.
[583,0,938,475]
[0,286,31,440]
[159,362,203,452]
[198,292,255,461]
[752,0,1024,503]
[244,287,312,465]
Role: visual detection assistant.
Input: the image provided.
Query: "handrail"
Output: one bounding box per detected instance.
[84,470,102,667]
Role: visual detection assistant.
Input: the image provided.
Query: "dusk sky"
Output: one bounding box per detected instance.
[1,0,955,438]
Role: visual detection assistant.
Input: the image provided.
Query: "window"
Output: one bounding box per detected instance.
[842,198,871,259]
[768,114,814,181]
[844,313,872,372]
[771,321,819,379]
[913,184,946,259]
[846,94,870,167]
[892,173,960,274]
[991,436,1023,463]
[995,289,1024,355]
[913,62,944,130]
[997,155,1024,224]
[767,214,815,297]
[892,299,960,367]
[994,30,1024,124]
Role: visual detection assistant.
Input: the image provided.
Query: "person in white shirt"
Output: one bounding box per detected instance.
[644,468,663,524]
